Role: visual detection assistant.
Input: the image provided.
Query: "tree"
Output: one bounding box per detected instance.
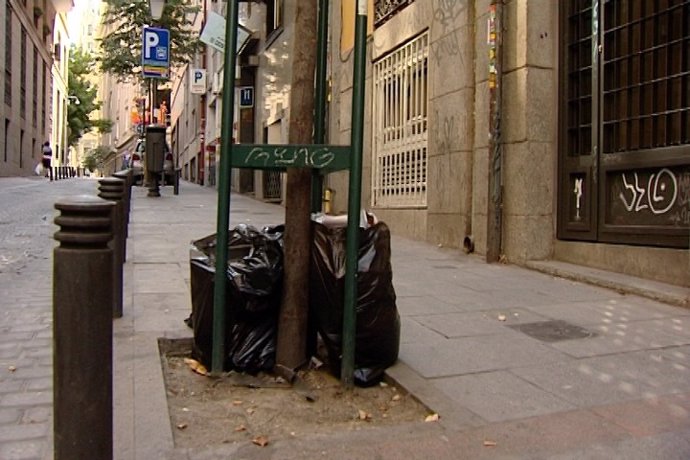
[82,145,111,172]
[275,0,318,373]
[67,48,112,146]
[98,0,201,82]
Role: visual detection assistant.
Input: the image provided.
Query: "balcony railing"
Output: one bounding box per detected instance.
[374,0,413,27]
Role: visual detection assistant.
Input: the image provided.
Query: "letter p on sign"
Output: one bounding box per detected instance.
[144,31,159,59]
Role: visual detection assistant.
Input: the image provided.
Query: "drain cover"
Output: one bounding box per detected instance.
[508,320,595,343]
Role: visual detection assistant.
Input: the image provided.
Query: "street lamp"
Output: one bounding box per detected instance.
[149,0,164,20]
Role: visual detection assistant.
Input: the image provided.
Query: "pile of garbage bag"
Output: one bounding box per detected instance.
[188,224,284,373]
[187,215,400,386]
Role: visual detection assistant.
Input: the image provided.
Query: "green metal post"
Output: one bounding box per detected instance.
[311,0,330,213]
[211,2,240,375]
[341,0,367,387]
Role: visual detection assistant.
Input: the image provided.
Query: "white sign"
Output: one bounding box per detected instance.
[190,69,206,94]
[199,11,251,54]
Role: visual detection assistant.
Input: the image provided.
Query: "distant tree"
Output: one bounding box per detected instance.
[98,0,201,82]
[83,145,111,172]
[67,48,112,146]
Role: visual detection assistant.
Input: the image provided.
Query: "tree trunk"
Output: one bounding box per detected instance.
[275,0,318,373]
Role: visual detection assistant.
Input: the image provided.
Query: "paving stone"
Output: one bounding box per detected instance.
[0,408,22,424]
[434,370,576,422]
[0,440,45,460]
[0,423,48,442]
[1,392,52,407]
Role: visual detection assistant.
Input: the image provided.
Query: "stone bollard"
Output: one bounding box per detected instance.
[49,167,54,181]
[53,195,114,460]
[112,170,132,241]
[98,177,126,318]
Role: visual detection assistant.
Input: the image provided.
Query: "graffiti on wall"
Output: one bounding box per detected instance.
[431,0,466,65]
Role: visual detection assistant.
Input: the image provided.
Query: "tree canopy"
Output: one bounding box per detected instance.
[82,145,111,172]
[67,48,112,146]
[98,0,201,82]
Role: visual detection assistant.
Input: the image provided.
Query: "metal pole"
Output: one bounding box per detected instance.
[211,1,240,375]
[311,0,330,213]
[53,195,114,460]
[487,0,503,262]
[341,0,367,387]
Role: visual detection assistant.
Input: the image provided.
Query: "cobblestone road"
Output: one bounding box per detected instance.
[0,177,99,460]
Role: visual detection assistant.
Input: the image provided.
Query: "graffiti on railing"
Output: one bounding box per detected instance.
[243,146,336,169]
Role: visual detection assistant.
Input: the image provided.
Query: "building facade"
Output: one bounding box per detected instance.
[51,10,69,168]
[67,0,102,171]
[324,0,689,287]
[0,0,70,176]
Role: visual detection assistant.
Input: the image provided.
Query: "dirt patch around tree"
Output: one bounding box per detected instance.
[159,338,433,450]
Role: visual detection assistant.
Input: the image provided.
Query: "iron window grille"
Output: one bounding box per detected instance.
[372,31,429,208]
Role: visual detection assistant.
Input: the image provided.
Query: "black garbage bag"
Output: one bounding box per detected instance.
[309,221,400,386]
[188,224,284,373]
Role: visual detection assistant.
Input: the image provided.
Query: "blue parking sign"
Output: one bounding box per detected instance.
[142,27,170,79]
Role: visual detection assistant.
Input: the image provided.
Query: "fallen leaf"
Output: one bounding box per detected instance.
[252,435,269,447]
[182,407,189,412]
[234,424,246,432]
[8,365,16,372]
[497,314,507,321]
[391,394,402,402]
[379,381,389,387]
[176,423,188,430]
[483,440,497,447]
[232,400,243,406]
[246,408,255,415]
[425,413,440,422]
[183,358,208,376]
[358,409,371,421]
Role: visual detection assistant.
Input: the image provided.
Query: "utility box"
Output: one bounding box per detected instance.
[145,125,166,173]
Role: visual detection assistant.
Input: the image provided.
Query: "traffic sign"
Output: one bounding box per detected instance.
[142,27,170,79]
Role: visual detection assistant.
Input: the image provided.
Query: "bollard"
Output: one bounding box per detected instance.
[112,170,132,241]
[53,195,114,460]
[49,167,54,181]
[99,177,126,318]
[173,168,180,195]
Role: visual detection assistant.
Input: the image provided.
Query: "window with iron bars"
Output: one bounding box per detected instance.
[375,0,414,27]
[5,0,12,107]
[20,26,27,120]
[32,46,38,128]
[372,31,428,208]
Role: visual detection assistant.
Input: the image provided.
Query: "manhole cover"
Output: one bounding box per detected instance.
[508,320,595,343]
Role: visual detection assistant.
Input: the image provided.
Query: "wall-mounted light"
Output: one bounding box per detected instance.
[149,0,165,20]
[67,95,80,105]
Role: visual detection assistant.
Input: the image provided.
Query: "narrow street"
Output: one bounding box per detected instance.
[0,177,97,459]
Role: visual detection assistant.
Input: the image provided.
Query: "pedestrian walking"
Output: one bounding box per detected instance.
[41,142,52,178]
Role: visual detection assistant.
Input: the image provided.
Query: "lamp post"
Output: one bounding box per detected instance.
[149,0,164,20]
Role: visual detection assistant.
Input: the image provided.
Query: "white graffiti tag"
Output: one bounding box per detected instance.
[618,168,678,215]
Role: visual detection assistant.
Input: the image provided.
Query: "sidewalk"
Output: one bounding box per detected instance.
[116,180,690,459]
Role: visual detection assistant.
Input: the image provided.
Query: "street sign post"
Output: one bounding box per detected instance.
[142,27,170,79]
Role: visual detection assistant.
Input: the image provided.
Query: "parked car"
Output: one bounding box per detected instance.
[131,138,145,185]
[133,137,174,186]
[163,146,175,186]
